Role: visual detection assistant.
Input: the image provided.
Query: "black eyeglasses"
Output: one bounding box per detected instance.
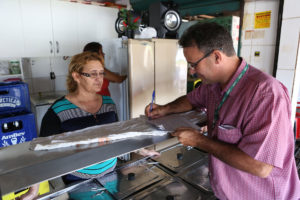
[188,50,215,69]
[80,72,105,79]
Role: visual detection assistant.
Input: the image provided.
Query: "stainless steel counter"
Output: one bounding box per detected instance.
[30,91,66,106]
[0,111,206,196]
[0,131,172,195]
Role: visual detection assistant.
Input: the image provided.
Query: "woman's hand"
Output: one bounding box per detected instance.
[136,148,160,158]
[16,184,39,200]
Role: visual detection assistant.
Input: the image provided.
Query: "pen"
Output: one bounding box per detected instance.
[150,90,155,113]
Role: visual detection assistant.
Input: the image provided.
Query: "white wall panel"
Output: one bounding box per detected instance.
[240,45,252,65]
[282,0,300,19]
[277,18,300,67]
[54,75,67,91]
[250,45,275,75]
[30,58,51,78]
[276,69,295,96]
[251,1,278,45]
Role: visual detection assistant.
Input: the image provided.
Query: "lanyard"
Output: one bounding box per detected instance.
[212,64,249,129]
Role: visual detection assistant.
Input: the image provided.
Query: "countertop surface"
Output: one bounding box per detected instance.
[0,118,170,195]
[0,111,206,195]
[30,91,67,106]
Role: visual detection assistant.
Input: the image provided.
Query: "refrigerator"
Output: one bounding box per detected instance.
[101,38,187,121]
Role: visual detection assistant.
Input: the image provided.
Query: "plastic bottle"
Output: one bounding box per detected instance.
[9,61,21,74]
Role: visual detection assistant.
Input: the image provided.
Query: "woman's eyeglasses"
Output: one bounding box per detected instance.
[80,72,105,79]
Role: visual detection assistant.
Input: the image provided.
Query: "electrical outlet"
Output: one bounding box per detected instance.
[50,72,56,80]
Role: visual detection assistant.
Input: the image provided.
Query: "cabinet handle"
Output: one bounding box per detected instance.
[49,41,53,54]
[56,41,60,54]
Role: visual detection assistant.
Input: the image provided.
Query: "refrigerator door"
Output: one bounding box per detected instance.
[153,39,187,105]
[128,39,155,118]
[101,38,128,121]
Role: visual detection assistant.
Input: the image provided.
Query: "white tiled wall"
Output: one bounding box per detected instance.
[250,45,276,75]
[30,58,52,78]
[241,0,300,122]
[22,56,70,94]
[276,69,295,95]
[240,0,279,76]
[277,18,300,68]
[276,0,300,119]
[282,0,300,19]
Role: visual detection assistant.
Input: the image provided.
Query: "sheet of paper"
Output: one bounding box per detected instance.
[147,113,203,132]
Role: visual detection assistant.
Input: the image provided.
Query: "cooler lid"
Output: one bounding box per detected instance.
[98,161,168,199]
[177,158,212,192]
[127,177,216,200]
[153,145,207,173]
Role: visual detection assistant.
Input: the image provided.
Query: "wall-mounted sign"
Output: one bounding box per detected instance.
[255,11,271,29]
[254,51,260,57]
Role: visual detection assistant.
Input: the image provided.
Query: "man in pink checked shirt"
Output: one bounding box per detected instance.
[145,22,300,200]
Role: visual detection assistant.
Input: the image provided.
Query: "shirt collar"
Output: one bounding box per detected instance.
[219,58,247,96]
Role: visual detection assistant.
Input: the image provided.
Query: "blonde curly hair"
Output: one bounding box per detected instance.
[66,51,104,93]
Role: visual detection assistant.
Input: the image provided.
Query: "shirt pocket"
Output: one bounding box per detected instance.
[217,125,242,144]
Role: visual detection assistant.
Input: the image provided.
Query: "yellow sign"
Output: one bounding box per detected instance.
[255,11,271,29]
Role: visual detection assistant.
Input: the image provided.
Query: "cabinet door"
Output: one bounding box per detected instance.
[21,0,53,57]
[0,0,24,57]
[78,3,102,49]
[51,0,79,56]
[97,7,118,40]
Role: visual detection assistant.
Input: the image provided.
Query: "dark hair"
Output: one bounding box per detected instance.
[179,22,235,56]
[83,42,102,53]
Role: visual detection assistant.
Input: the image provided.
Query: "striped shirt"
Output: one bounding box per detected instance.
[187,59,300,200]
[40,95,118,178]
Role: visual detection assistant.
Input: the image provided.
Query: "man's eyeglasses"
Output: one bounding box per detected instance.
[188,50,215,69]
[80,72,105,79]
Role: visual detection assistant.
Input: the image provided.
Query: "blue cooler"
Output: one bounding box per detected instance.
[0,81,31,116]
[0,81,37,148]
[0,113,37,147]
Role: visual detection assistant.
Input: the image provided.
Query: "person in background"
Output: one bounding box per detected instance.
[83,42,127,96]
[145,22,300,200]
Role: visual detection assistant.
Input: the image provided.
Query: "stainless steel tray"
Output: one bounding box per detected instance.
[177,157,212,192]
[125,177,216,200]
[152,145,207,173]
[97,160,169,199]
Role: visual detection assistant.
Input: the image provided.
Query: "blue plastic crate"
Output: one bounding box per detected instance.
[0,113,37,148]
[0,81,31,116]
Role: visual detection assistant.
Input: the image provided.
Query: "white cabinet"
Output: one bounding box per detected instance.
[96,7,118,40]
[78,4,102,49]
[78,5,118,50]
[21,0,79,57]
[21,0,53,57]
[0,0,24,58]
[0,0,118,58]
[51,0,79,56]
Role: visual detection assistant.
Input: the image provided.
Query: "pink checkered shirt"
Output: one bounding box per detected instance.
[187,59,300,200]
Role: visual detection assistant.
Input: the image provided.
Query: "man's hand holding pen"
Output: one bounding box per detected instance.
[145,103,168,120]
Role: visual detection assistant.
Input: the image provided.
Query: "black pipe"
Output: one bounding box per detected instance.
[272,0,284,77]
